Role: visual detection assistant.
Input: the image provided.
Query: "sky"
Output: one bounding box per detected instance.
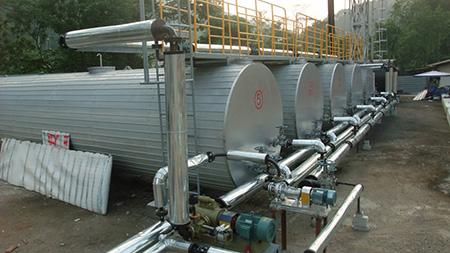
[239,0,348,20]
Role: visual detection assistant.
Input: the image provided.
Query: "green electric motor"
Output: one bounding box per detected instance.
[235,213,276,242]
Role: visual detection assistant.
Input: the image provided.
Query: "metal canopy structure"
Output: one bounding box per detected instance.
[414,70,450,77]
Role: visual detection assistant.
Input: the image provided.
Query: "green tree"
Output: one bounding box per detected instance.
[386,0,450,72]
[0,0,145,75]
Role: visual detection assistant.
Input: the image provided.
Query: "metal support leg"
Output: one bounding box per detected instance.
[352,197,370,232]
[271,210,277,243]
[281,210,287,250]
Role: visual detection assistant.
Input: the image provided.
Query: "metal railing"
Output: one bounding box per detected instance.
[158,0,365,61]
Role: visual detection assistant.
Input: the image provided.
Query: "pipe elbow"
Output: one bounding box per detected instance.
[326,131,337,142]
[370,96,387,103]
[291,139,327,153]
[356,104,376,112]
[333,116,361,127]
[153,166,169,208]
[278,163,292,179]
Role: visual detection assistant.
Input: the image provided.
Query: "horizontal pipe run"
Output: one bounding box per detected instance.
[279,149,313,169]
[218,147,318,208]
[106,221,172,253]
[329,126,354,148]
[220,100,395,208]
[360,114,372,126]
[63,20,156,49]
[327,144,351,165]
[142,237,240,253]
[304,184,364,253]
[286,152,323,186]
[226,150,268,164]
[217,174,269,208]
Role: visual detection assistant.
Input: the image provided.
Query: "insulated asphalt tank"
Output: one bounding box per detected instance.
[318,63,347,124]
[0,63,283,190]
[270,63,323,139]
[343,64,364,107]
[362,68,376,101]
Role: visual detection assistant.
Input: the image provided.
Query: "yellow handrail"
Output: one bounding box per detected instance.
[158,0,365,61]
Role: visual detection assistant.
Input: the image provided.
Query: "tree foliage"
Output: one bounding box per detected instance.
[386,0,450,72]
[0,0,144,75]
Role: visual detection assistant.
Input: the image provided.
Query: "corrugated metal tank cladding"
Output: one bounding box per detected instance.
[270,63,323,139]
[343,64,364,107]
[361,68,376,100]
[318,63,347,123]
[0,63,282,190]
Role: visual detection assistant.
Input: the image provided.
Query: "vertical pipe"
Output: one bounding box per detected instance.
[140,0,150,84]
[165,52,190,225]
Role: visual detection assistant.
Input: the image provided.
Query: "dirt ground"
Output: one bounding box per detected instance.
[1,97,449,253]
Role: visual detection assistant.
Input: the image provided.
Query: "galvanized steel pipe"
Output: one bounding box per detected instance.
[153,154,210,208]
[291,139,327,153]
[165,52,189,225]
[106,221,172,253]
[304,184,364,253]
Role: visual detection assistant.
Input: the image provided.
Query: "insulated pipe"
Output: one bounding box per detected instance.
[279,149,313,169]
[106,221,172,253]
[217,174,269,208]
[226,150,268,164]
[218,100,395,208]
[62,20,154,49]
[152,237,240,253]
[356,104,376,112]
[326,122,349,142]
[333,116,361,126]
[61,19,177,49]
[359,114,372,126]
[165,52,189,226]
[304,184,364,253]
[329,126,354,148]
[153,154,210,208]
[291,139,327,153]
[370,96,387,103]
[218,148,312,208]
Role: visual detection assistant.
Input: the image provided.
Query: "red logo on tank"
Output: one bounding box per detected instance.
[254,89,264,110]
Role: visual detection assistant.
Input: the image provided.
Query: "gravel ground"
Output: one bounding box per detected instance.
[1,97,449,253]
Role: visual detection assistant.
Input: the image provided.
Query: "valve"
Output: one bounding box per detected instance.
[319,159,337,189]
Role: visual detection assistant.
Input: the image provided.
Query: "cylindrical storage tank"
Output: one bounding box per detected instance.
[270,63,323,139]
[318,63,347,126]
[343,64,364,107]
[361,68,376,101]
[0,63,283,190]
